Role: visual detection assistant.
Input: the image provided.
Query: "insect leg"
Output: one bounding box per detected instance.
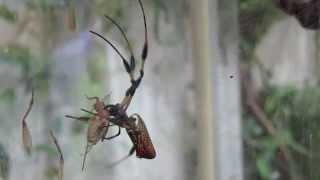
[65,115,90,122]
[85,95,99,101]
[81,108,97,115]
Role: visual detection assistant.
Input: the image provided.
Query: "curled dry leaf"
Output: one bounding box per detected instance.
[22,90,34,155]
[50,130,64,180]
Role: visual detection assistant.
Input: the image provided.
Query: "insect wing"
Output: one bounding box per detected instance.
[135,119,156,159]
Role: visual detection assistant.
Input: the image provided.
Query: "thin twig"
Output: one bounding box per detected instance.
[22,89,34,155]
[50,130,64,180]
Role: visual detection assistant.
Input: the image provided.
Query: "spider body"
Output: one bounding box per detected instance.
[66,0,156,167]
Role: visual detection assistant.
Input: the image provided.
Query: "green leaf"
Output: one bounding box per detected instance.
[257,157,272,179]
[0,5,16,22]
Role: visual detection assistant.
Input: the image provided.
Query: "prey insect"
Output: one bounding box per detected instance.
[66,0,155,169]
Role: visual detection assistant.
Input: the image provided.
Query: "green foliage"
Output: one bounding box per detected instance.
[0,5,16,22]
[94,0,122,19]
[0,46,50,95]
[239,0,282,61]
[0,89,15,105]
[0,46,32,73]
[152,0,188,45]
[35,144,58,157]
[26,0,65,11]
[244,86,320,179]
[0,143,9,180]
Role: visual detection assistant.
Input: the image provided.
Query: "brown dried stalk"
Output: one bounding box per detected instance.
[22,89,34,155]
[50,130,64,180]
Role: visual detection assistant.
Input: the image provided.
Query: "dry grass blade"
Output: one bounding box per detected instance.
[22,89,34,155]
[50,130,64,180]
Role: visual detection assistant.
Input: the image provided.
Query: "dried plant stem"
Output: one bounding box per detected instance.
[50,131,64,180]
[22,89,34,155]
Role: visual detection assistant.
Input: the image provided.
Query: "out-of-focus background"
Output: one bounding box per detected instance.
[0,0,319,180]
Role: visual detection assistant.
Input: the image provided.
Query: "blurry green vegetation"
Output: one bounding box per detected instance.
[240,0,282,61]
[152,0,188,45]
[0,46,32,74]
[244,86,320,179]
[0,46,34,103]
[35,144,59,157]
[240,1,320,179]
[0,89,15,105]
[0,144,9,180]
[94,0,122,18]
[35,143,61,180]
[0,45,50,98]
[45,165,59,180]
[0,5,16,22]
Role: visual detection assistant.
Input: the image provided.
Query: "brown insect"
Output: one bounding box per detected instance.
[66,0,155,167]
[66,96,118,170]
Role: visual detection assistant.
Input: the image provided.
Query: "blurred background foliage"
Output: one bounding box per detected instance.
[239,0,281,61]
[240,0,320,180]
[243,85,320,179]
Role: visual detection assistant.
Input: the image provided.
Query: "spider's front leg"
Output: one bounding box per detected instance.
[102,126,121,141]
[90,0,149,112]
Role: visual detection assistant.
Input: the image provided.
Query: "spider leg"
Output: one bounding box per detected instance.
[65,115,90,122]
[106,146,135,168]
[103,126,121,141]
[128,145,136,156]
[89,30,134,81]
[120,0,148,110]
[91,0,149,111]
